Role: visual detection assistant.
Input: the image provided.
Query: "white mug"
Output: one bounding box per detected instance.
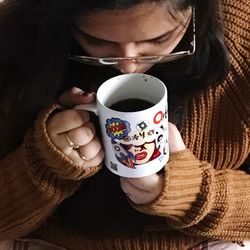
[75,73,169,178]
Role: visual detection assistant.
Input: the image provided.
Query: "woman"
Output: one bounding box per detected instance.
[0,0,249,249]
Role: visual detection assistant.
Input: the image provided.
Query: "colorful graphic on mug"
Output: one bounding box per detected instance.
[105,117,131,140]
[105,110,168,169]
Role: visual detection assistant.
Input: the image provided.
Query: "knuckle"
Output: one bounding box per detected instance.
[46,113,62,134]
[83,138,102,160]
[89,149,104,167]
[97,148,105,163]
[82,122,96,141]
[70,109,90,124]
[90,136,102,149]
[55,109,89,127]
[85,122,95,139]
[58,87,83,107]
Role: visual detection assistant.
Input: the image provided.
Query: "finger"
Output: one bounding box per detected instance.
[47,109,90,135]
[65,122,96,148]
[51,122,96,155]
[59,87,96,108]
[81,147,105,168]
[120,178,149,204]
[168,122,186,153]
[124,174,163,192]
[120,177,143,195]
[120,175,164,204]
[68,146,105,167]
[77,136,102,161]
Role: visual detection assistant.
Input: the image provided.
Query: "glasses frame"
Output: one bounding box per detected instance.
[69,7,196,66]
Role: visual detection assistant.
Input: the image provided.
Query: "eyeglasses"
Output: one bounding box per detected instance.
[69,7,196,66]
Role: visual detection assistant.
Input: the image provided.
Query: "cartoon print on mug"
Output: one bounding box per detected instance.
[157,105,169,159]
[111,140,136,168]
[105,108,168,169]
[105,117,131,140]
[105,117,134,168]
[120,139,161,166]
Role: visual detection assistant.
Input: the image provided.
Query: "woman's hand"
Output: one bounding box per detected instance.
[47,87,104,167]
[120,122,186,204]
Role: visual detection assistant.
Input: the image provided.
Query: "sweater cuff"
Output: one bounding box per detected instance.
[133,149,214,228]
[24,104,102,181]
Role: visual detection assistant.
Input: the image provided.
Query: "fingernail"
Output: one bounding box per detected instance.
[81,92,95,97]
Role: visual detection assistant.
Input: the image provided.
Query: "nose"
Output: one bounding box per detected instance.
[116,43,139,74]
[118,60,138,74]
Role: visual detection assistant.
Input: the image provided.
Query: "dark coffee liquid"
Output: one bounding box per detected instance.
[109,98,154,112]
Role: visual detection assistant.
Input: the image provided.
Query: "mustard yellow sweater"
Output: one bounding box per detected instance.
[0,0,249,249]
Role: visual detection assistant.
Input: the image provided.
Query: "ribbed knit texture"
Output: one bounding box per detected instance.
[0,104,102,240]
[0,0,249,249]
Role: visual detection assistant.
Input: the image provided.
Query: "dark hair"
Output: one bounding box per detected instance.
[0,0,229,153]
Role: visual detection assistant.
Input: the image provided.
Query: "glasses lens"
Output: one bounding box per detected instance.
[69,50,191,66]
[137,56,162,64]
[135,51,190,64]
[159,53,188,63]
[69,56,100,66]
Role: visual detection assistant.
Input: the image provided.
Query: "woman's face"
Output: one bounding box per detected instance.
[74,3,191,74]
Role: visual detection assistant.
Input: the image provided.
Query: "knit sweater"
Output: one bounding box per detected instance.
[0,0,249,249]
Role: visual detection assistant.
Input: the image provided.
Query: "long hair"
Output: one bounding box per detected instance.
[0,0,229,154]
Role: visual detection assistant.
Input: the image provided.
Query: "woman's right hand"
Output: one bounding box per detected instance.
[47,87,104,167]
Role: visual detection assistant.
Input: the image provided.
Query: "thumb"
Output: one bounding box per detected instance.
[168,122,186,153]
[59,87,96,108]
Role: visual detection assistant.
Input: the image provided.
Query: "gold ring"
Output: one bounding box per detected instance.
[65,132,80,149]
[81,154,88,161]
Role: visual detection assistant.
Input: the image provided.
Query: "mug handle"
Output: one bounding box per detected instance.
[74,103,98,116]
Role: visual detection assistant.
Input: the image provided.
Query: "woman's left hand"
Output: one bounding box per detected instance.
[120,123,186,205]
[120,174,164,204]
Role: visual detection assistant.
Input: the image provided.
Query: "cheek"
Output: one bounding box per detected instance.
[144,143,155,154]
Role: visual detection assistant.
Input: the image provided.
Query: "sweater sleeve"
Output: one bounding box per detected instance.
[222,0,249,57]
[133,149,250,241]
[0,104,102,240]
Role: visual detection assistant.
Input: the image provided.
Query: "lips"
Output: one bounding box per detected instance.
[135,151,148,160]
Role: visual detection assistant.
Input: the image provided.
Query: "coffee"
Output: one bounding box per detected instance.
[109,98,154,112]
